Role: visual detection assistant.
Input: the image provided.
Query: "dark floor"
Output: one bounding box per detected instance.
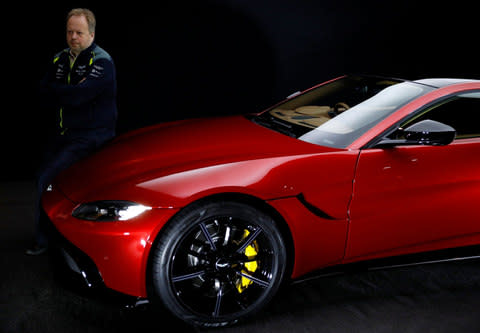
[2,181,480,333]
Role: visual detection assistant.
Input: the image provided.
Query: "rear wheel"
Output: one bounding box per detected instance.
[151,201,287,327]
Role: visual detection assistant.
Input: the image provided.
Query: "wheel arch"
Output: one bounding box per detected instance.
[145,192,296,298]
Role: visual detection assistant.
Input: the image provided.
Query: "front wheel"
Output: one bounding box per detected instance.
[150,201,287,327]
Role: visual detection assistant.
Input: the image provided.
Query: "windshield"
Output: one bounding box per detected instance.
[252,75,435,148]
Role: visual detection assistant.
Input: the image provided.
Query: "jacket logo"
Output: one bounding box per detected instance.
[55,66,65,79]
[89,65,104,78]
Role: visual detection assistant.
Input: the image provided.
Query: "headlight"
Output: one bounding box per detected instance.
[72,201,152,222]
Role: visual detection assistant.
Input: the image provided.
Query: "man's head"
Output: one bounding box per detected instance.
[66,8,96,56]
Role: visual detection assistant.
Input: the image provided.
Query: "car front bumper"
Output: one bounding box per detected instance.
[41,185,180,297]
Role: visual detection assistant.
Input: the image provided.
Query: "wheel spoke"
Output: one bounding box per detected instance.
[236,227,262,253]
[172,269,206,283]
[213,285,224,317]
[200,222,217,251]
[185,248,208,260]
[225,279,250,310]
[236,271,270,288]
[222,224,232,246]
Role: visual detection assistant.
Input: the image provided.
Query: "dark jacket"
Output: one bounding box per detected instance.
[40,43,117,132]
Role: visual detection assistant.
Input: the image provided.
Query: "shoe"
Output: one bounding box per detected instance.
[25,244,48,256]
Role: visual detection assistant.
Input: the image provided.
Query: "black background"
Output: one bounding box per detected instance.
[3,0,479,180]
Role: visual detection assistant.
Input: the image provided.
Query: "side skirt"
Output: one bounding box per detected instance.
[291,244,480,285]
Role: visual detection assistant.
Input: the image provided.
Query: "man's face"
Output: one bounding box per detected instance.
[66,15,94,55]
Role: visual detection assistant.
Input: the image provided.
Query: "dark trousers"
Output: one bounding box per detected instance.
[35,128,115,246]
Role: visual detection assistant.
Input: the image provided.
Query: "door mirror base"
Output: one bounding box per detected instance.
[374,119,456,148]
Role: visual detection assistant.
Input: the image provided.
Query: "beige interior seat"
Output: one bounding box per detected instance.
[295,105,331,117]
[270,105,332,128]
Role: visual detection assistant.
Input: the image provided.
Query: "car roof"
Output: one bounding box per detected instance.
[413,78,480,88]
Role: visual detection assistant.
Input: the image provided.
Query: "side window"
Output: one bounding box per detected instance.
[401,92,480,139]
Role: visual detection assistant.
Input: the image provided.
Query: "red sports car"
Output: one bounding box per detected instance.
[42,74,480,327]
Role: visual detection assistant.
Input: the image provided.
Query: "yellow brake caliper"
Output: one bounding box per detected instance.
[236,229,259,293]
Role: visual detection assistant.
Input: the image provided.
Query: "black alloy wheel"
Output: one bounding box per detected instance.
[151,201,287,327]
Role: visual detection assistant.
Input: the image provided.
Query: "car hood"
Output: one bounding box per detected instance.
[55,115,337,204]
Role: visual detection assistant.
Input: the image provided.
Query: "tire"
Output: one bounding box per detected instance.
[151,200,287,327]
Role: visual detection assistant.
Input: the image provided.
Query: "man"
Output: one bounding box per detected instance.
[26,8,117,255]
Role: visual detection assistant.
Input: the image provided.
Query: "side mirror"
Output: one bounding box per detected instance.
[374,119,456,148]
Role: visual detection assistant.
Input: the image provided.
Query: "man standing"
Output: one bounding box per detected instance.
[26,8,117,255]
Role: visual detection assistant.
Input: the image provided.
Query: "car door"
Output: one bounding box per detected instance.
[345,91,480,260]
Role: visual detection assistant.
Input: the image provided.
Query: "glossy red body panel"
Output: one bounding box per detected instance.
[346,138,480,262]
[42,78,480,298]
[55,116,339,206]
[267,197,348,277]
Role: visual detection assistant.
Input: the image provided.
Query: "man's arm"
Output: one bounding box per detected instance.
[43,58,115,107]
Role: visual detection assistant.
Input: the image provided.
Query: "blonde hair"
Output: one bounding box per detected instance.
[67,8,96,33]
